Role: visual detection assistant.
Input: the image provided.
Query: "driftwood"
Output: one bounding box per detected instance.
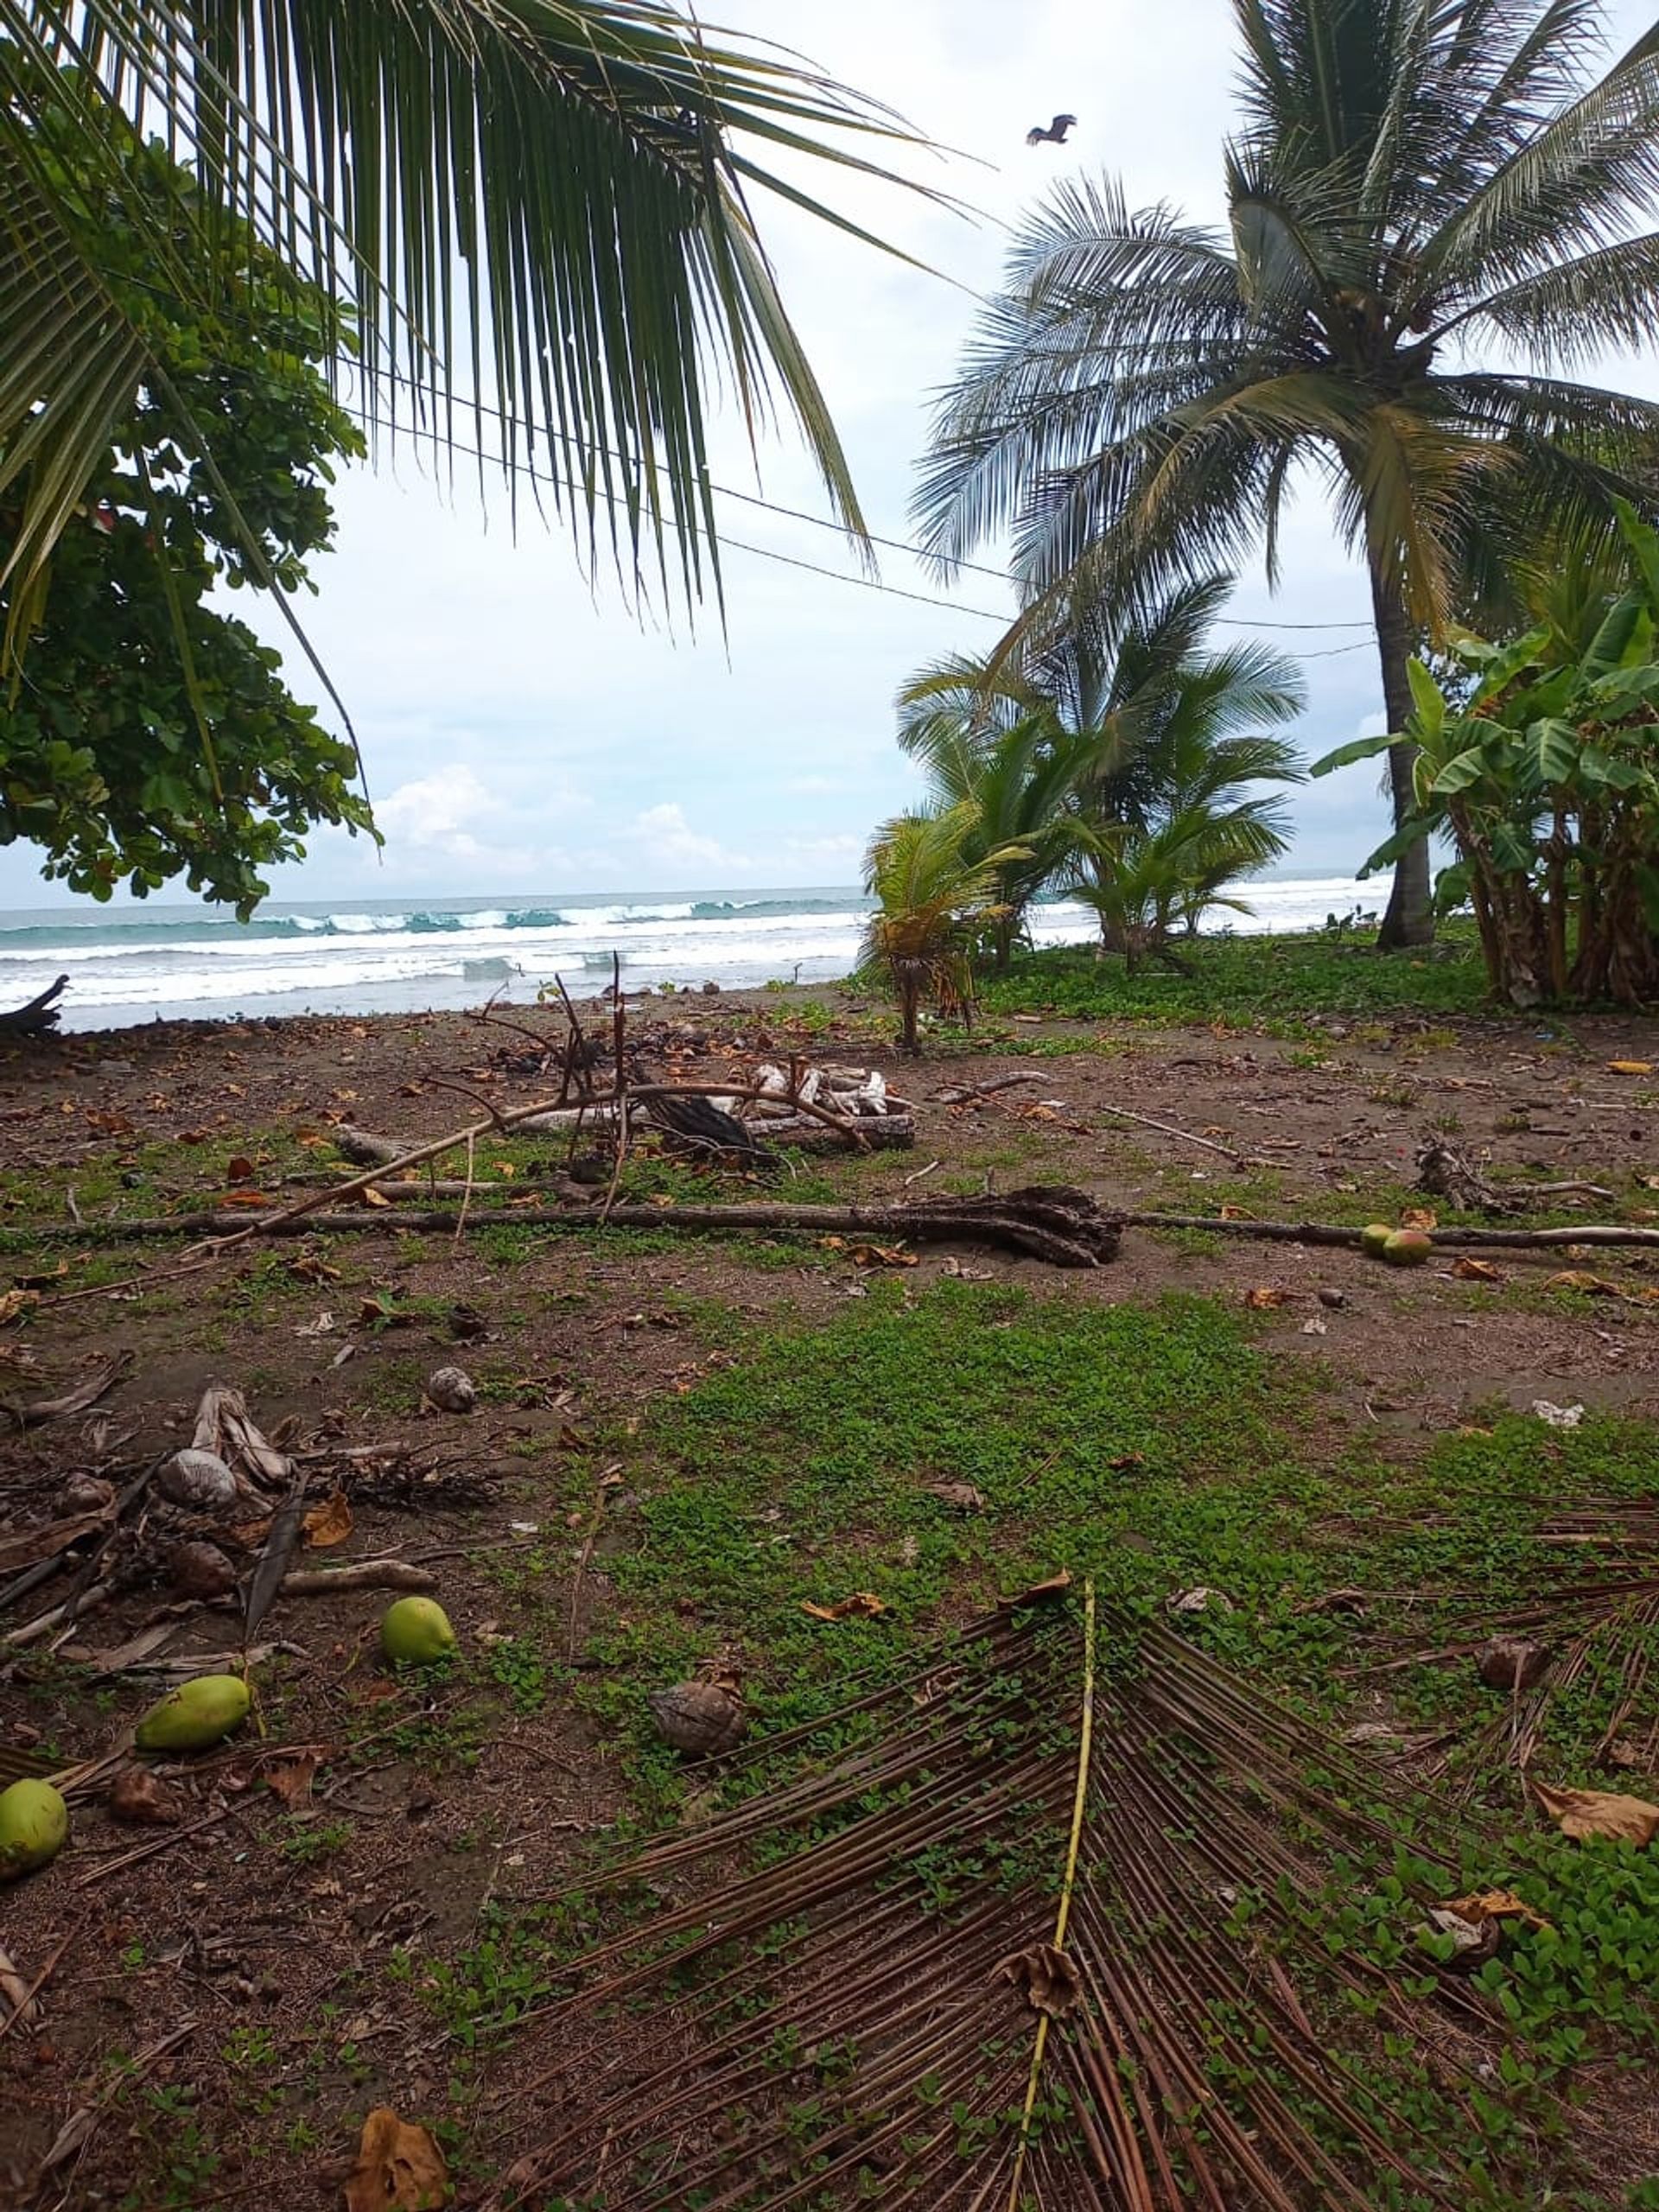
[281,1559,438,1596]
[0,974,67,1036]
[1119,1212,1659,1251]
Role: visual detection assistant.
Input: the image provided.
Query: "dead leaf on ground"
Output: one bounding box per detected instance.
[216,1188,270,1209]
[226,1154,257,1184]
[361,1185,393,1210]
[1531,1779,1659,1845]
[1607,1060,1654,1076]
[264,1752,322,1810]
[303,1493,353,1549]
[1544,1270,1618,1297]
[1453,1256,1503,1284]
[801,1592,887,1622]
[921,1480,987,1511]
[0,1288,40,1327]
[345,2106,449,2211]
[1001,1568,1073,1609]
[995,1942,1082,2018]
[1442,1888,1550,1931]
[1217,1203,1249,1220]
[849,1243,918,1269]
[1400,1205,1438,1230]
[1244,1286,1288,1309]
[288,1254,341,1285]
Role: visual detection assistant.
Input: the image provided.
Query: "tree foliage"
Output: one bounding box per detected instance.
[0,3,926,665]
[0,65,372,913]
[916,0,1659,950]
[1315,502,1659,1007]
[861,804,1027,1051]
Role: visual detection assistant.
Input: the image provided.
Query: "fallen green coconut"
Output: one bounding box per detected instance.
[135,1673,251,1753]
[0,1777,68,1880]
[1383,1228,1434,1267]
[1359,1223,1395,1259]
[381,1596,457,1667]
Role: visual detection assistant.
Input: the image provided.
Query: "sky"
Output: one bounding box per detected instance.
[4,0,1657,912]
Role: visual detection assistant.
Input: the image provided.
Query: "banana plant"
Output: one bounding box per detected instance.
[1313,503,1659,1005]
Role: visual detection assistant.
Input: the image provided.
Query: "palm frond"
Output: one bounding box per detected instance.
[3,1,941,642]
[496,1591,1515,2211]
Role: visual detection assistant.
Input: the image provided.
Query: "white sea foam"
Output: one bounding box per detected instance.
[0,878,1378,1030]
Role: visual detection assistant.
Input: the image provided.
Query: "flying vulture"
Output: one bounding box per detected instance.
[1026,113,1077,146]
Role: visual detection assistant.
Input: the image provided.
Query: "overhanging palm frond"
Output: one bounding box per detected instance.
[497,1589,1516,2211]
[1,1,940,650]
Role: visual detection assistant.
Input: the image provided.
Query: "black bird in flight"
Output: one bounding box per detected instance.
[1027,113,1077,146]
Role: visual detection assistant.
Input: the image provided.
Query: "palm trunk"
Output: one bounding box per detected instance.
[1369,563,1434,950]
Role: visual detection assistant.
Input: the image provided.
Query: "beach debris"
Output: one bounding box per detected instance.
[189,1383,292,1487]
[995,1942,1083,2017]
[302,1492,353,1548]
[157,1448,239,1512]
[1530,1779,1659,1845]
[6,1351,132,1428]
[423,1366,476,1414]
[1421,1903,1502,1968]
[168,1541,238,1601]
[55,1475,115,1517]
[108,1766,181,1827]
[283,1560,438,1597]
[345,2106,449,2212]
[1532,1400,1585,1429]
[648,1680,747,1758]
[381,1595,457,1666]
[1477,1635,1550,1692]
[1317,1287,1346,1308]
[0,1779,68,1878]
[0,974,68,1036]
[1453,1255,1503,1282]
[135,1674,251,1753]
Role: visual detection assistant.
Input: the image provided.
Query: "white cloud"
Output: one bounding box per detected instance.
[630,802,743,873]
[376,764,500,858]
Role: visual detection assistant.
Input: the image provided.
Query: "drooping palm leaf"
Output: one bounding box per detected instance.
[494,1588,1522,2210]
[1,1,938,659]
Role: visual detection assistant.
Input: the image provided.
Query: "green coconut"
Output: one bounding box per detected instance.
[1382,1228,1434,1268]
[381,1596,457,1667]
[1359,1223,1395,1259]
[0,1778,68,1880]
[135,1673,251,1754]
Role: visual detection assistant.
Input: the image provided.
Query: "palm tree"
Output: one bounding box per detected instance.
[915,0,1659,950]
[861,803,1026,1051]
[896,577,1303,963]
[1,4,923,664]
[1063,726,1303,969]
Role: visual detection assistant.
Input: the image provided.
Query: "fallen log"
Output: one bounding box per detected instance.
[4,1186,1124,1266]
[1118,1213,1659,1251]
[281,1560,439,1596]
[0,974,67,1036]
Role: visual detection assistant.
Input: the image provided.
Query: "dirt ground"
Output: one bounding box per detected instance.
[1,978,1657,2209]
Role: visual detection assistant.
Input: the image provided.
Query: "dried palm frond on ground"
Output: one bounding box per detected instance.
[494,1591,1516,2212]
[1366,1501,1659,1781]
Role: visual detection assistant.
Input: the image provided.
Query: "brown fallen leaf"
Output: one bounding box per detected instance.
[216,1188,270,1209]
[108,1767,181,1827]
[1400,1205,1438,1230]
[1531,1779,1659,1845]
[303,1493,353,1549]
[995,1942,1083,2018]
[0,1288,40,1327]
[801,1592,888,1622]
[1441,1888,1550,1931]
[921,1480,986,1512]
[1244,1286,1288,1309]
[264,1752,321,1810]
[849,1243,918,1269]
[1607,1060,1654,1076]
[1001,1568,1074,1609]
[226,1154,257,1184]
[361,1185,393,1210]
[1452,1256,1503,1283]
[1544,1270,1618,1296]
[1218,1203,1249,1220]
[345,2106,449,2211]
[287,1253,341,1285]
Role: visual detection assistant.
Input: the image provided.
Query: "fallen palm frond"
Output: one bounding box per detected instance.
[1366,1502,1659,1779]
[492,1591,1510,2211]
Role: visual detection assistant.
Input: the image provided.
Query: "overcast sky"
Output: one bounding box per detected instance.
[5,0,1656,912]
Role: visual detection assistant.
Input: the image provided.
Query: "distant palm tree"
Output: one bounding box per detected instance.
[861,804,1027,1051]
[1,3,921,662]
[896,577,1303,963]
[916,0,1659,949]
[1064,725,1303,969]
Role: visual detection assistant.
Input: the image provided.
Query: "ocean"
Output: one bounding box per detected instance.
[0,877,1377,1032]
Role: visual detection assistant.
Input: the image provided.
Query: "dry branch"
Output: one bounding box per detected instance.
[279,1560,438,1596]
[0,973,67,1035]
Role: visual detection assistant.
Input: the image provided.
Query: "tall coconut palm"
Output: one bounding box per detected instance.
[896,576,1304,962]
[1,3,925,665]
[915,0,1659,950]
